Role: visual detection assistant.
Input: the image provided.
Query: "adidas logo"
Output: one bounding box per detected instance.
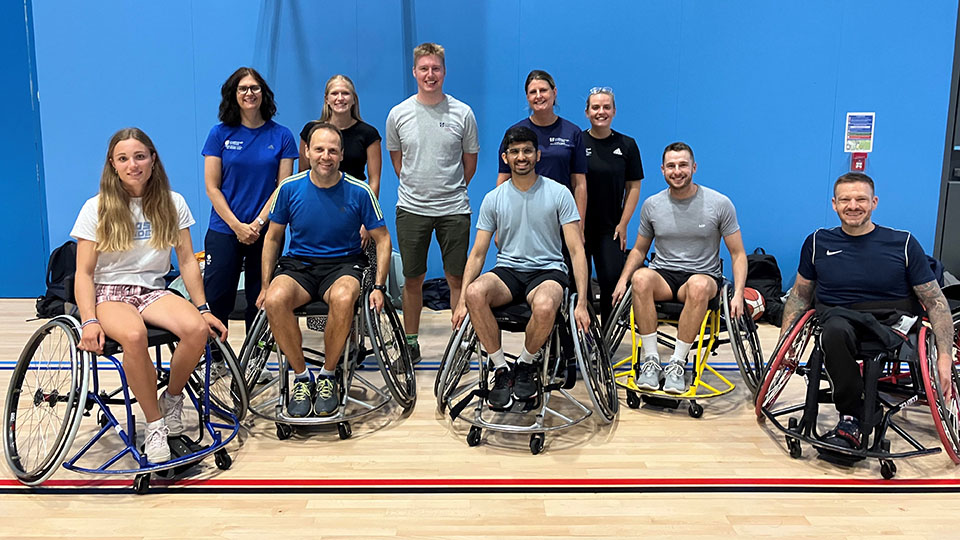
[268,144,275,150]
[613,148,622,156]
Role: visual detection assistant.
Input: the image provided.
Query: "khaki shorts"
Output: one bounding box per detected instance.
[395,208,470,278]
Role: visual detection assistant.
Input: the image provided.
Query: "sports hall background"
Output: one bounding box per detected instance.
[3,0,956,297]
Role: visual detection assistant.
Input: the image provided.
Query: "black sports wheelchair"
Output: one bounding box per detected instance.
[238,273,415,441]
[435,291,618,455]
[755,295,960,479]
[4,309,247,493]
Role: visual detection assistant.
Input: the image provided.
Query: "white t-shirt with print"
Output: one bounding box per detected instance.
[70,191,195,289]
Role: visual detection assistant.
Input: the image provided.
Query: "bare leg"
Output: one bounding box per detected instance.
[675,275,718,343]
[463,273,514,354]
[96,302,160,422]
[402,273,425,336]
[140,294,209,395]
[263,276,313,374]
[630,268,674,334]
[446,273,463,315]
[320,276,361,371]
[523,281,563,353]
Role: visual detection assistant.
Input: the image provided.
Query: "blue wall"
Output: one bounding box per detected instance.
[22,0,957,297]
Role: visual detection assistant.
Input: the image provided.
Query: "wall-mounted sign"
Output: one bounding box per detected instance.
[845,112,875,152]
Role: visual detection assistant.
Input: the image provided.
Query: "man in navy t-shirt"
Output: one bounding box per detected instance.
[781,172,955,449]
[258,123,392,418]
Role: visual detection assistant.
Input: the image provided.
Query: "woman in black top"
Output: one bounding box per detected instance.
[582,87,643,324]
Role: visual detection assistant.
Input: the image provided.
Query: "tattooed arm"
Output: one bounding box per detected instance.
[780,273,816,339]
[913,279,956,399]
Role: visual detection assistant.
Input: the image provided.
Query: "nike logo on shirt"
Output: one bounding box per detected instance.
[826,250,843,256]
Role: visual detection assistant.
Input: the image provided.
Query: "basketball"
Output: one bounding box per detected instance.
[743,287,765,321]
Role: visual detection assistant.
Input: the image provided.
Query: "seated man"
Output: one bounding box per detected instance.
[452,126,590,409]
[258,123,391,417]
[780,172,954,449]
[612,142,746,394]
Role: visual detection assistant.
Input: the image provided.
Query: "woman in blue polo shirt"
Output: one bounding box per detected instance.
[202,67,299,331]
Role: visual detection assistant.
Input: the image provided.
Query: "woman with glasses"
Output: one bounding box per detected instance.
[201,67,299,334]
[582,87,643,324]
[497,70,587,223]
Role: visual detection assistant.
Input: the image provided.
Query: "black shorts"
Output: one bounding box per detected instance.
[275,254,367,303]
[653,268,723,301]
[490,267,568,304]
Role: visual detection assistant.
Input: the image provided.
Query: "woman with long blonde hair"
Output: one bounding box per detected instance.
[73,127,226,464]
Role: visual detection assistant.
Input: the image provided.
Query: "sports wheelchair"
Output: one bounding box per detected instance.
[435,292,618,455]
[238,288,415,440]
[755,307,960,479]
[3,315,246,493]
[604,282,764,417]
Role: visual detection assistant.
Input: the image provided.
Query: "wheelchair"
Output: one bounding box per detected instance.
[755,307,960,479]
[604,282,764,417]
[434,292,618,455]
[238,288,415,440]
[3,315,247,493]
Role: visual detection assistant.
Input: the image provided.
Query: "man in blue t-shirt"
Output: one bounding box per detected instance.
[452,126,590,409]
[781,172,955,449]
[258,123,391,418]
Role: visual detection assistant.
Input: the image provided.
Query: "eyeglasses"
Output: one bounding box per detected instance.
[237,85,262,95]
[589,86,614,95]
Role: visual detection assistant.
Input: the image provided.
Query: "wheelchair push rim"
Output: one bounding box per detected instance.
[721,282,764,396]
[364,293,416,410]
[919,314,960,464]
[755,310,816,419]
[570,294,619,422]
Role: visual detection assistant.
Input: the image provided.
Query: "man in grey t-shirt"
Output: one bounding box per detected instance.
[612,142,747,394]
[386,42,480,364]
[452,126,590,409]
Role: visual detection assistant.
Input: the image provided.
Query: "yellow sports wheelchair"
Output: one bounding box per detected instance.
[603,281,764,417]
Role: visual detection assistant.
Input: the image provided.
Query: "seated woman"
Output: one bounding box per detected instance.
[72,128,226,464]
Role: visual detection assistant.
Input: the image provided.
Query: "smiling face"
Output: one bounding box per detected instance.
[326,79,355,116]
[526,78,556,114]
[661,149,696,191]
[413,54,445,95]
[306,127,343,177]
[586,93,615,130]
[832,181,877,230]
[110,138,154,197]
[502,140,540,177]
[235,74,262,113]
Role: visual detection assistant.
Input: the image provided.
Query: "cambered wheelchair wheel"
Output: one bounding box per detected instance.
[186,339,248,422]
[721,283,765,395]
[602,287,634,359]
[364,294,416,410]
[755,310,816,419]
[3,318,90,485]
[570,296,619,422]
[238,310,275,395]
[435,316,478,411]
[919,313,960,464]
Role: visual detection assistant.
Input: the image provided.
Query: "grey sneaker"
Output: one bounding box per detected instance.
[662,360,687,394]
[159,391,184,436]
[313,376,339,416]
[634,356,662,391]
[407,343,421,365]
[144,422,171,463]
[288,378,314,417]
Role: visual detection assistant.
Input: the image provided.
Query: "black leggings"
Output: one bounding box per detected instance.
[584,228,626,323]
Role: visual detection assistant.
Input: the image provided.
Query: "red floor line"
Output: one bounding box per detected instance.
[4,477,960,488]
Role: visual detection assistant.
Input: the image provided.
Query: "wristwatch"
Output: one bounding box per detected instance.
[372,284,387,292]
[256,217,266,227]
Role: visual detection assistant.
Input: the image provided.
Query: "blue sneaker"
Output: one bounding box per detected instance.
[288,378,314,417]
[313,376,339,416]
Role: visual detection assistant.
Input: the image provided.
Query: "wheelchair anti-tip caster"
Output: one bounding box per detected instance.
[467,426,482,447]
[133,473,150,495]
[215,449,232,470]
[338,421,352,440]
[529,433,545,455]
[880,460,897,480]
[627,390,641,409]
[688,402,703,418]
[276,423,294,440]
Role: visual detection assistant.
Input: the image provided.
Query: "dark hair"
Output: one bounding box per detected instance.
[217,67,277,126]
[834,172,875,195]
[662,141,695,163]
[524,69,556,93]
[306,122,344,150]
[501,126,539,150]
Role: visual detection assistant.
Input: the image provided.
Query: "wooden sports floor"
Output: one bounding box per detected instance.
[1,298,959,539]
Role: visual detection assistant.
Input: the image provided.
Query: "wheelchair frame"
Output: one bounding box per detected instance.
[755,309,960,479]
[434,292,618,455]
[3,315,246,493]
[238,290,415,441]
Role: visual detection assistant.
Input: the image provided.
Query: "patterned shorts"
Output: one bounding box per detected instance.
[95,284,172,313]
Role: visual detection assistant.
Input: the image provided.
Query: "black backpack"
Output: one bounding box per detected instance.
[35,240,78,318]
[422,278,451,310]
[746,247,785,326]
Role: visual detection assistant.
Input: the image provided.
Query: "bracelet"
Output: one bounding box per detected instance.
[372,284,387,292]
[196,303,211,314]
[81,319,99,328]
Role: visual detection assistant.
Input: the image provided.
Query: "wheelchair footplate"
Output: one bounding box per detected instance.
[155,435,207,477]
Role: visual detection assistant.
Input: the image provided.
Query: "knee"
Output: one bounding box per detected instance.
[116,327,148,351]
[403,275,424,292]
[329,284,359,311]
[464,282,487,309]
[684,280,714,304]
[263,287,290,316]
[631,270,653,294]
[183,316,208,344]
[531,295,559,321]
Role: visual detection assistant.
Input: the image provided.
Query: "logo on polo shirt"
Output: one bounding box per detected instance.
[613,147,623,156]
[225,139,244,151]
[585,147,593,157]
[827,249,843,256]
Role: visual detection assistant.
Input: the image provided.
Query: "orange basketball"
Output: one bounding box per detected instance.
[743,287,765,321]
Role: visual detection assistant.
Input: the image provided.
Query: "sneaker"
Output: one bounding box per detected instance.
[662,360,687,394]
[159,391,185,436]
[313,376,339,416]
[634,356,662,391]
[144,422,171,463]
[822,415,863,449]
[407,343,421,365]
[488,366,514,408]
[513,361,539,400]
[288,378,315,418]
[196,358,229,382]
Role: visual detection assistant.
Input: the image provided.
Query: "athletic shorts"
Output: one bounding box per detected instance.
[490,267,569,305]
[395,208,470,278]
[653,268,723,301]
[275,254,366,303]
[95,284,172,312]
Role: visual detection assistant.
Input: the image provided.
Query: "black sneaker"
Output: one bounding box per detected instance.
[822,415,862,449]
[407,343,421,365]
[488,366,513,409]
[513,361,539,400]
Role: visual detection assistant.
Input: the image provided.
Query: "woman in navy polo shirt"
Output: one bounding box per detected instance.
[202,67,299,331]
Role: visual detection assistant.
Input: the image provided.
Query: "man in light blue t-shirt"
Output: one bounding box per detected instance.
[452,126,590,409]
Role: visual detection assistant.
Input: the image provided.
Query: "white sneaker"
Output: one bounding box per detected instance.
[144,422,171,463]
[662,360,687,394]
[159,391,184,436]
[634,356,662,391]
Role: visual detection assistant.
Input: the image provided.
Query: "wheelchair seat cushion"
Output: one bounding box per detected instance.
[294,300,331,317]
[492,301,533,333]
